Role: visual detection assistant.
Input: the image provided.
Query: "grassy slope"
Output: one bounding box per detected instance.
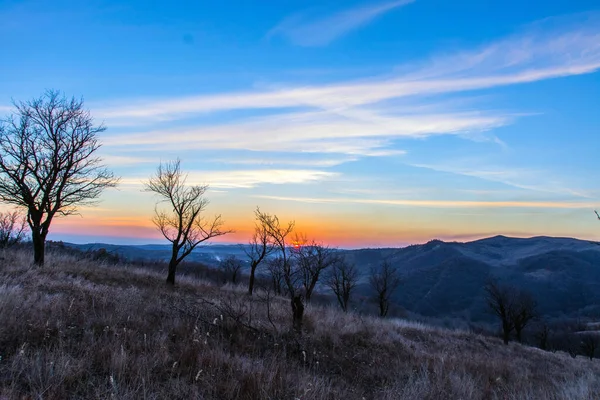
[0,249,599,400]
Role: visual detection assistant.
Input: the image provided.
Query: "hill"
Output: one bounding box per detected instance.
[1,248,599,399]
[344,236,600,323]
[63,236,600,324]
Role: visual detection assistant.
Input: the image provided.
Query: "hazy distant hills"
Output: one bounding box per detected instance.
[345,236,600,323]
[65,242,249,265]
[65,235,600,323]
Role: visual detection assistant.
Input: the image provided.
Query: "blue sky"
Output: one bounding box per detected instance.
[1,0,599,246]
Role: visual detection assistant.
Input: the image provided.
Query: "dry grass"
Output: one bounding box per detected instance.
[1,248,599,399]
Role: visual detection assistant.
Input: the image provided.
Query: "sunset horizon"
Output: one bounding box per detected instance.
[2,0,600,248]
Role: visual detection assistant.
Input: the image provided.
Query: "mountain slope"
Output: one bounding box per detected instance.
[349,236,600,322]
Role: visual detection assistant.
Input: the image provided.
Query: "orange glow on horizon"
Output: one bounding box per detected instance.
[39,202,600,248]
[45,215,587,248]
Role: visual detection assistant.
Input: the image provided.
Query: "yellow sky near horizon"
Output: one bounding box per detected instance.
[42,194,600,247]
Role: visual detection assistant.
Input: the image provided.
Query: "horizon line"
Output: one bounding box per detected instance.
[48,232,600,251]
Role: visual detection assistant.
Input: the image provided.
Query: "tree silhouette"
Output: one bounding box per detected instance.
[295,237,339,302]
[511,291,537,343]
[245,207,276,295]
[0,210,27,249]
[219,255,243,284]
[580,333,598,361]
[0,91,118,264]
[369,260,401,317]
[484,280,515,345]
[266,256,285,296]
[258,213,302,331]
[485,280,536,345]
[145,159,230,285]
[326,259,359,312]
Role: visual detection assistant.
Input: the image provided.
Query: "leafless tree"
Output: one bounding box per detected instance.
[294,236,339,302]
[485,279,537,344]
[259,213,303,331]
[0,210,28,249]
[262,215,295,295]
[580,333,598,361]
[145,159,230,285]
[484,280,515,345]
[266,256,285,296]
[535,323,551,351]
[0,91,118,264]
[245,207,276,295]
[326,259,359,312]
[511,291,537,343]
[219,255,243,284]
[369,260,401,317]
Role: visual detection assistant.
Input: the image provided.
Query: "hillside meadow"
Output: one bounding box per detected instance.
[0,248,599,399]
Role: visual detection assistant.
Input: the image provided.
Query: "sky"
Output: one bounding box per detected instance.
[1,0,600,247]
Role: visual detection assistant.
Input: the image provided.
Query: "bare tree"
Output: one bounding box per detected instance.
[485,280,515,345]
[326,259,359,312]
[0,210,27,249]
[511,291,537,343]
[260,213,303,331]
[295,236,339,302]
[0,91,118,264]
[369,260,401,317]
[266,218,296,295]
[219,255,243,284]
[580,333,598,361]
[145,159,230,285]
[535,323,551,351]
[245,207,276,295]
[485,280,537,344]
[266,256,285,296]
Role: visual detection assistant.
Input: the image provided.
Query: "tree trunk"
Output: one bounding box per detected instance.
[32,230,45,266]
[272,276,281,295]
[335,293,345,311]
[515,328,523,343]
[248,263,257,295]
[166,257,178,285]
[305,275,319,302]
[291,295,304,333]
[342,293,350,312]
[379,293,388,317]
[502,322,511,345]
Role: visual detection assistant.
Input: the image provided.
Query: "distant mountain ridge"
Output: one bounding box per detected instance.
[64,235,600,323]
[343,235,600,323]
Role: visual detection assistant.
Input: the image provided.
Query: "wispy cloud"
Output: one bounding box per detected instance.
[96,15,600,123]
[255,195,596,209]
[99,154,157,166]
[201,169,339,188]
[103,110,507,155]
[94,13,600,183]
[267,0,413,47]
[410,162,593,198]
[209,155,360,167]
[121,169,339,189]
[405,12,600,79]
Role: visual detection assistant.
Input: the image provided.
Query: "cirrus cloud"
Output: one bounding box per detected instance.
[267,0,414,47]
